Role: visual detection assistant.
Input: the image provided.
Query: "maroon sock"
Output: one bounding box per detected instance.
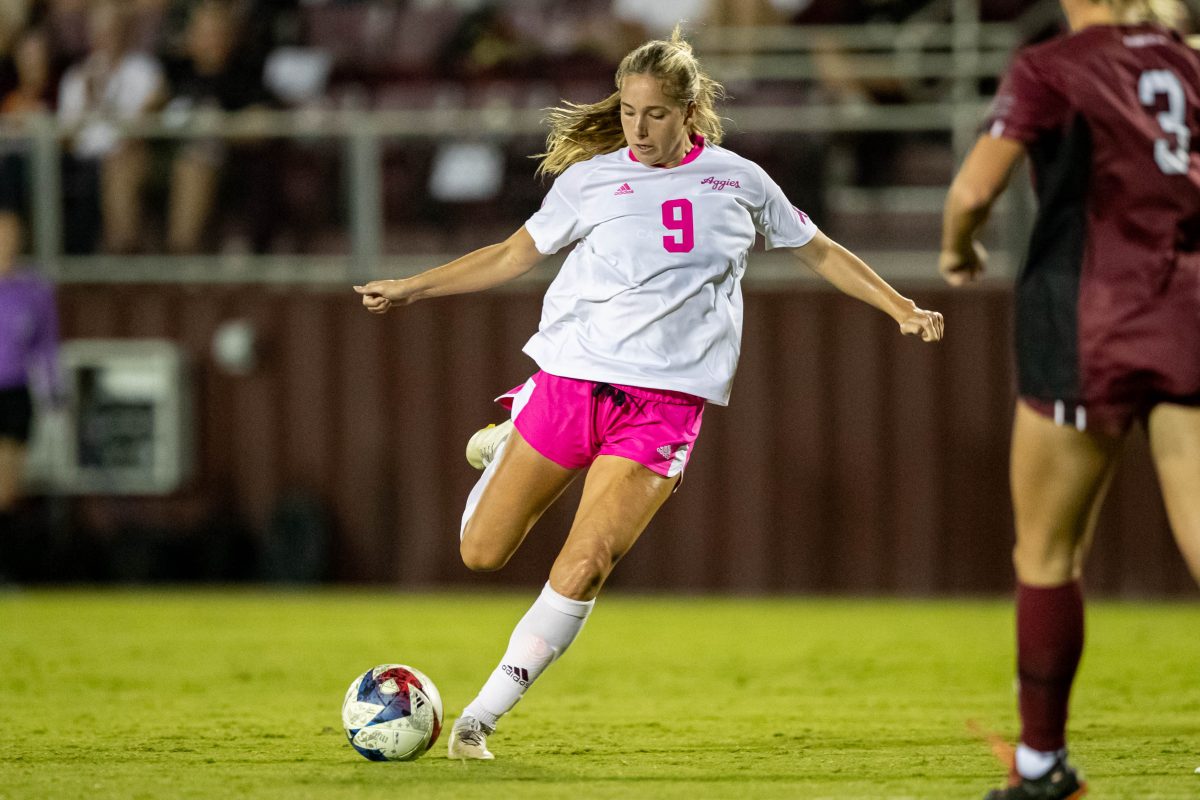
[1016,581,1084,752]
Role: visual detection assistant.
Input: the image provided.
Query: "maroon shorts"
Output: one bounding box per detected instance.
[497,371,705,477]
[1020,252,1200,438]
[1022,391,1200,438]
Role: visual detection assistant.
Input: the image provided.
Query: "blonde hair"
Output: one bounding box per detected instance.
[535,26,726,177]
[1095,0,1182,25]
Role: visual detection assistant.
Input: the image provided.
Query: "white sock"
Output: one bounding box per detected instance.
[462,583,594,730]
[1016,743,1063,779]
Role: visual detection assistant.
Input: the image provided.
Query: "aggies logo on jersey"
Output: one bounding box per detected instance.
[700,176,741,191]
[613,182,634,196]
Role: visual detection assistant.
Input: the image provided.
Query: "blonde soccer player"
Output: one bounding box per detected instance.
[357,27,944,760]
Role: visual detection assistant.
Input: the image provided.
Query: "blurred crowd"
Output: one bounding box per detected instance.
[0,0,1072,256]
[0,0,282,255]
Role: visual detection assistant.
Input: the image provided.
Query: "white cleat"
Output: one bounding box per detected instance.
[465,419,514,470]
[447,716,495,760]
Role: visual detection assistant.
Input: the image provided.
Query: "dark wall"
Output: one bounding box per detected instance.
[57,284,1197,596]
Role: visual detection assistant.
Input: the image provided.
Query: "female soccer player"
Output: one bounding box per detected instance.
[940,1,1200,797]
[357,28,944,760]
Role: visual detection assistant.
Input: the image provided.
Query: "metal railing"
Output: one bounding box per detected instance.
[0,1,1040,286]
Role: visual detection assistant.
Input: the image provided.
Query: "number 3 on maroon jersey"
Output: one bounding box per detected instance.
[1139,69,1190,175]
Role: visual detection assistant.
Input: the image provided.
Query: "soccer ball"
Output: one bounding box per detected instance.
[341,664,443,761]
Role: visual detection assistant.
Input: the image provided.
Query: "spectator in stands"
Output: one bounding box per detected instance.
[0,213,59,540]
[708,0,805,28]
[791,0,913,188]
[0,0,38,84]
[162,0,269,253]
[611,0,712,53]
[58,0,164,254]
[498,0,617,67]
[436,3,535,79]
[0,27,52,227]
[1,25,49,114]
[612,0,805,48]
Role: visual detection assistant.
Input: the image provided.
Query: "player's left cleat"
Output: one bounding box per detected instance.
[447,715,495,760]
[465,419,514,470]
[983,756,1087,800]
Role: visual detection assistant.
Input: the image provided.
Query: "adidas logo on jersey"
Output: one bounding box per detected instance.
[613,182,634,196]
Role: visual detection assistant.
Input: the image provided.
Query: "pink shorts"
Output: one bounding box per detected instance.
[497,371,706,477]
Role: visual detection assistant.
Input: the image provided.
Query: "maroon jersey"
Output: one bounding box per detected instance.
[988,24,1200,426]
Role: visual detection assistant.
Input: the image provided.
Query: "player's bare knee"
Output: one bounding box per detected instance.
[1012,544,1077,585]
[459,535,510,572]
[459,543,507,573]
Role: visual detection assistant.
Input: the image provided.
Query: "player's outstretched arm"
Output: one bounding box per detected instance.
[354,226,545,314]
[940,134,1024,285]
[790,231,944,342]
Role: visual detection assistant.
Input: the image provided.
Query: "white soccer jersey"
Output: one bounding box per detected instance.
[522,137,818,405]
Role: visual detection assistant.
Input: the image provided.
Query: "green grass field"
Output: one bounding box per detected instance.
[1,590,1197,799]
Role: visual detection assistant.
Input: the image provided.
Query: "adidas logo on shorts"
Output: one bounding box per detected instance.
[657,445,673,459]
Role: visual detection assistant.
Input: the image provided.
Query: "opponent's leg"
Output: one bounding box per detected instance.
[986,401,1121,799]
[1147,402,1200,582]
[1010,401,1120,587]
[450,456,676,759]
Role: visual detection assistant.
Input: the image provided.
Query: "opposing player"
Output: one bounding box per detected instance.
[939,1,1200,797]
[358,28,944,760]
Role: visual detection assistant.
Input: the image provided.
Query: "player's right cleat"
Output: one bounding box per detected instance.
[447,715,495,760]
[465,419,514,470]
[983,756,1087,800]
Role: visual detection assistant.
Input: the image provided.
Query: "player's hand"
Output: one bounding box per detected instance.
[899,307,944,342]
[939,240,988,286]
[353,280,415,314]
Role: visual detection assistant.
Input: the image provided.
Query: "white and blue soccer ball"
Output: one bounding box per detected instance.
[341,664,443,761]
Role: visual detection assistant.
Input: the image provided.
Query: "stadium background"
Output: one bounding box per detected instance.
[2,0,1199,597]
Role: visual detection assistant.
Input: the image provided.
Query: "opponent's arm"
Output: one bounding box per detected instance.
[354,226,545,314]
[790,231,944,342]
[940,134,1025,285]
